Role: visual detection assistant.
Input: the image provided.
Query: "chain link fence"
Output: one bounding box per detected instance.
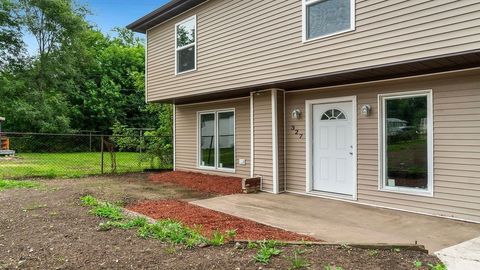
[0,132,172,179]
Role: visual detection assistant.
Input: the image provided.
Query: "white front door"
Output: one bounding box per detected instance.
[312,101,354,195]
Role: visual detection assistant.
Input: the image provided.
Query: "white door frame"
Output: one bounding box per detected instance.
[305,95,358,200]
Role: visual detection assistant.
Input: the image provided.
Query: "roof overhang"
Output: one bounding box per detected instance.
[164,50,480,104]
[127,0,208,33]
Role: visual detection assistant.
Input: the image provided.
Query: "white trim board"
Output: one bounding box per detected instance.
[250,92,254,178]
[145,29,149,103]
[173,104,176,171]
[305,95,358,201]
[272,89,279,194]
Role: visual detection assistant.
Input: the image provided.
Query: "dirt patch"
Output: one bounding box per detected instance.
[0,175,442,269]
[149,171,243,195]
[126,200,316,241]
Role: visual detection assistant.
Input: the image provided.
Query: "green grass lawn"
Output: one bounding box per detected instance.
[0,152,164,179]
[0,179,42,191]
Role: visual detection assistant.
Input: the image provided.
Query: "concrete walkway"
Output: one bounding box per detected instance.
[192,192,480,253]
[435,237,480,270]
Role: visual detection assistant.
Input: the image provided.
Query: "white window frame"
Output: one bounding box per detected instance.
[378,90,434,197]
[175,15,197,75]
[302,0,356,43]
[197,109,236,173]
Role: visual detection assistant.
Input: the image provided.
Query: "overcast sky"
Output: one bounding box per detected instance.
[24,0,170,54]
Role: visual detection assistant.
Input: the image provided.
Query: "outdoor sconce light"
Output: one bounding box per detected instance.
[291,109,301,120]
[361,105,371,116]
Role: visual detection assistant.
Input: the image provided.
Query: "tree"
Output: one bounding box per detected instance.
[0,0,24,69]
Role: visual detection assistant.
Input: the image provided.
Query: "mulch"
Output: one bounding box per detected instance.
[148,171,243,195]
[126,200,317,242]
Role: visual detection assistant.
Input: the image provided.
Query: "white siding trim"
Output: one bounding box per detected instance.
[283,90,287,192]
[173,104,176,171]
[145,29,149,103]
[250,92,254,178]
[377,89,434,197]
[272,89,279,194]
[305,95,358,200]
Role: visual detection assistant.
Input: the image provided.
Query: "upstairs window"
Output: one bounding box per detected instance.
[303,0,355,41]
[175,15,196,74]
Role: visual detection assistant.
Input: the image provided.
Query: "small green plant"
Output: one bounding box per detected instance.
[254,240,283,264]
[413,260,423,268]
[137,219,207,248]
[393,247,401,252]
[80,195,99,207]
[90,202,124,220]
[99,217,148,230]
[324,265,343,270]
[0,179,41,191]
[247,241,258,249]
[368,249,379,257]
[226,229,237,239]
[210,230,226,246]
[288,249,310,270]
[340,243,351,250]
[427,263,447,270]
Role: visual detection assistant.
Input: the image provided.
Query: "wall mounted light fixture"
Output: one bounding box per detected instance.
[291,109,301,120]
[361,105,371,116]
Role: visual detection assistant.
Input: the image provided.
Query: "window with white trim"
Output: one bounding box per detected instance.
[303,0,355,41]
[199,110,235,171]
[379,90,433,195]
[175,15,196,74]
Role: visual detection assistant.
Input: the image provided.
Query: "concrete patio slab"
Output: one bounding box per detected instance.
[192,192,480,253]
[435,237,480,270]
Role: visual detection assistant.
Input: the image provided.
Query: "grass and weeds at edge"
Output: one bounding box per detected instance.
[80,195,236,248]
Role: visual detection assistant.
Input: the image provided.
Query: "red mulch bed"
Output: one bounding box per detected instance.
[126,200,317,242]
[148,171,243,195]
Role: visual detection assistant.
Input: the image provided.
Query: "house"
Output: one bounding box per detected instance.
[128,0,480,223]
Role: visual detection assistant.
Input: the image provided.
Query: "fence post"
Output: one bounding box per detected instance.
[100,135,104,174]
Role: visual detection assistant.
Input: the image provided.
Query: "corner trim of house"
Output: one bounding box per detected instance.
[271,89,279,194]
[173,104,176,171]
[145,29,149,104]
[250,92,254,178]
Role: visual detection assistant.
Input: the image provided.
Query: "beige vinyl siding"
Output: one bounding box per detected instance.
[277,90,286,192]
[253,91,273,192]
[175,98,250,178]
[285,69,480,222]
[146,0,480,101]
